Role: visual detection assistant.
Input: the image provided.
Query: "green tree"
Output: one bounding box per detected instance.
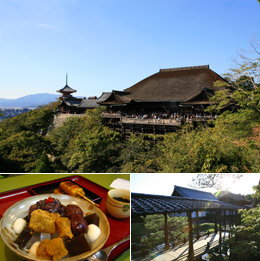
[208,41,260,117]
[0,103,55,140]
[140,214,188,250]
[66,125,121,172]
[0,131,51,172]
[159,126,253,173]
[119,134,161,173]
[225,185,260,260]
[227,206,260,260]
[34,152,54,173]
[48,107,122,172]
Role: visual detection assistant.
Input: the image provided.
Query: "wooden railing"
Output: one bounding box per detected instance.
[102,112,121,118]
[101,113,216,126]
[120,117,182,126]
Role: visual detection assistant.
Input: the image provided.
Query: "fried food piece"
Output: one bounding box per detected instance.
[56,217,73,239]
[29,209,60,234]
[60,181,85,197]
[36,239,52,259]
[37,238,68,260]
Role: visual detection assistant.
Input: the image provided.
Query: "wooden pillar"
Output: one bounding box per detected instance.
[229,210,232,239]
[230,210,233,227]
[219,210,222,254]
[215,210,218,233]
[235,210,239,226]
[223,210,226,231]
[121,125,125,139]
[196,210,200,239]
[164,213,170,249]
[187,211,194,261]
[238,210,241,225]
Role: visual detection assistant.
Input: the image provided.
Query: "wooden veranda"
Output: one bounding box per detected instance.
[131,193,243,261]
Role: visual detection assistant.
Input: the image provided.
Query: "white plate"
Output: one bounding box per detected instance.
[0,194,110,261]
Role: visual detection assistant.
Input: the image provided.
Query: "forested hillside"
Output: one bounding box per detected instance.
[0,46,259,173]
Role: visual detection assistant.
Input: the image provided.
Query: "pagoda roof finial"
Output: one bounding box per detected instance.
[57,73,77,95]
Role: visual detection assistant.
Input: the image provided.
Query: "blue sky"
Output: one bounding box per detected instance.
[0,0,259,99]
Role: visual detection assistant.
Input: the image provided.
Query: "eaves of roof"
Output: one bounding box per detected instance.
[131,193,243,216]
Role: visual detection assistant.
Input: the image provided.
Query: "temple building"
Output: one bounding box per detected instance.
[56,66,229,135]
[56,76,99,114]
[98,65,229,135]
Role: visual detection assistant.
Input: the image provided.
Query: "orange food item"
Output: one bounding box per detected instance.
[60,181,85,197]
[37,238,68,260]
[29,209,59,234]
[37,239,52,259]
[56,217,73,239]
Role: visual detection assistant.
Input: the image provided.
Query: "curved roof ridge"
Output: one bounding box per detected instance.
[172,185,219,201]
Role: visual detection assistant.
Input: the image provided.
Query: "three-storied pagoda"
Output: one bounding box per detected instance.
[57,75,99,114]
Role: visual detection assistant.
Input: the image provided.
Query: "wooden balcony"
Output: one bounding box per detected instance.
[120,117,182,127]
[101,113,216,132]
[102,112,121,118]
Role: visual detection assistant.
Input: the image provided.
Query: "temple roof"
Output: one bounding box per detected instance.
[57,85,77,93]
[181,87,215,105]
[78,99,99,108]
[131,193,243,216]
[98,65,228,105]
[98,92,112,103]
[98,90,131,105]
[60,97,99,108]
[171,185,218,201]
[125,65,225,102]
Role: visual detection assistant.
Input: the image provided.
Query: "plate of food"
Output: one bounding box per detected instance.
[0,194,110,260]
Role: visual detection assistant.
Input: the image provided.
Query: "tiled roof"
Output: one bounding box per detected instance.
[63,97,82,106]
[97,90,132,105]
[172,185,218,201]
[97,92,112,102]
[61,97,99,108]
[79,99,99,108]
[57,85,77,93]
[131,193,242,216]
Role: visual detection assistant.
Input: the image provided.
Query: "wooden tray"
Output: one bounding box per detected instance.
[0,175,130,260]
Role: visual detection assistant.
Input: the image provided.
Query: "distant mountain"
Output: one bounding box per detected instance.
[0,93,60,108]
